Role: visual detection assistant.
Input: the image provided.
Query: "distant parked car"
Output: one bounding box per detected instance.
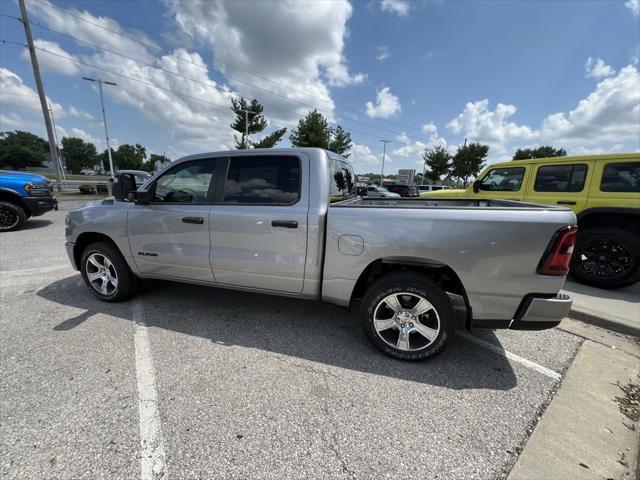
[416,184,450,192]
[0,170,58,231]
[366,185,401,198]
[387,184,420,197]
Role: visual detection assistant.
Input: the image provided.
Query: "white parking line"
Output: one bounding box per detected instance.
[457,331,562,381]
[133,301,167,480]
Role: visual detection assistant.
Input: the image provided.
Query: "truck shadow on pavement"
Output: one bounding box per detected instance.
[38,275,519,391]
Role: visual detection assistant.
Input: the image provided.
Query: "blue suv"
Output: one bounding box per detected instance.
[0,170,58,231]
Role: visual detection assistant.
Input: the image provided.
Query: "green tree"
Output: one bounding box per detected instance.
[253,128,288,149]
[513,145,567,160]
[60,137,98,174]
[0,130,48,169]
[330,125,352,157]
[101,144,147,171]
[422,145,452,183]
[142,153,171,172]
[451,142,489,187]
[290,110,352,157]
[230,97,286,149]
[290,110,331,149]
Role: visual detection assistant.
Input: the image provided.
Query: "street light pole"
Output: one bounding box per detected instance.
[83,77,117,179]
[380,139,390,186]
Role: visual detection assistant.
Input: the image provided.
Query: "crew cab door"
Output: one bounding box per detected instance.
[524,161,593,213]
[474,164,530,200]
[127,158,218,282]
[210,154,308,293]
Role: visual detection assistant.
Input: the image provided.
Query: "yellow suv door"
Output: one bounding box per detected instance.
[473,164,531,200]
[524,161,593,214]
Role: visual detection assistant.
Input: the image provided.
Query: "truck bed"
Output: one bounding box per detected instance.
[335,197,571,210]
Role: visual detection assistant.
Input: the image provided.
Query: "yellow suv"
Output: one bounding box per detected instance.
[421,153,640,289]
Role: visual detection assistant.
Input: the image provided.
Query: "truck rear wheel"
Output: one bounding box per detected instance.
[571,227,640,289]
[360,272,455,361]
[0,201,26,232]
[80,241,137,301]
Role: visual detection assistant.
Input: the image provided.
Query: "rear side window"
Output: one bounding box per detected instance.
[534,164,588,192]
[223,156,300,205]
[152,159,216,203]
[600,162,640,192]
[329,158,356,203]
[478,167,525,191]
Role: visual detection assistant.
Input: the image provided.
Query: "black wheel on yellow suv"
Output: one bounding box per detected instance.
[571,227,640,289]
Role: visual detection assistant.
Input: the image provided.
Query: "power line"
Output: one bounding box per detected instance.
[1,39,389,154]
[28,0,427,136]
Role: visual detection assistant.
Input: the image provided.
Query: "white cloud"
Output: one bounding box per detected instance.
[325,63,366,87]
[20,40,79,76]
[626,0,639,16]
[366,86,401,118]
[375,46,391,62]
[446,99,538,143]
[585,57,615,79]
[68,106,94,121]
[29,0,158,63]
[166,0,362,125]
[392,123,448,159]
[542,65,640,147]
[0,68,65,118]
[381,0,410,16]
[396,132,410,144]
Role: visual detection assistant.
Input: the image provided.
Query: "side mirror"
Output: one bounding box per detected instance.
[112,173,149,204]
[472,180,480,193]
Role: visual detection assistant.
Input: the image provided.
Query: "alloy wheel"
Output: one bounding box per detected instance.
[0,206,19,230]
[373,292,440,351]
[574,239,633,281]
[86,253,118,295]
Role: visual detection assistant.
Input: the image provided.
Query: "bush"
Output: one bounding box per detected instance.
[96,184,108,193]
[79,184,96,194]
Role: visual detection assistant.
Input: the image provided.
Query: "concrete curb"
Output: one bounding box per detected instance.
[569,308,639,337]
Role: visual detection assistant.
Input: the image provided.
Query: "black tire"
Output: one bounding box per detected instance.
[571,227,640,289]
[0,201,27,232]
[360,272,455,361]
[80,241,137,301]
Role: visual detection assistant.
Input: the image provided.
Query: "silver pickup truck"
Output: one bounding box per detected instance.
[65,148,577,360]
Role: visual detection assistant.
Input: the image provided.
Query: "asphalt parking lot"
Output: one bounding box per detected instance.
[1,201,585,480]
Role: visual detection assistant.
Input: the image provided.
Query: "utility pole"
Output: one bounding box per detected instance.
[240,108,254,149]
[380,139,390,186]
[18,0,62,192]
[83,77,117,183]
[422,147,428,184]
[48,103,66,183]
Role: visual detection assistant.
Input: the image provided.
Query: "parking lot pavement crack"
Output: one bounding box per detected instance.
[313,367,355,479]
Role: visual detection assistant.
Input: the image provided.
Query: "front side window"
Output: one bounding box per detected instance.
[223,156,300,204]
[600,162,640,192]
[478,167,525,192]
[534,164,588,192]
[152,159,215,203]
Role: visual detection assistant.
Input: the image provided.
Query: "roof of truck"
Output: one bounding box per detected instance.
[491,152,639,167]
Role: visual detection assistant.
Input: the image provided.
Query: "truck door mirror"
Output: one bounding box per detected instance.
[112,173,144,203]
[472,180,480,193]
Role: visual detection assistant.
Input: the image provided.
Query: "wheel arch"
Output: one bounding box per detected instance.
[73,232,124,271]
[577,208,640,233]
[349,256,472,327]
[0,188,28,212]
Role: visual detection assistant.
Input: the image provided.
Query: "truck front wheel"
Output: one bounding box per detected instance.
[360,272,455,361]
[80,241,137,301]
[0,201,26,232]
[571,227,640,289]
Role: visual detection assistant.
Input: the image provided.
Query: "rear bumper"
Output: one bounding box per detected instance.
[510,293,572,330]
[472,293,572,331]
[22,196,58,216]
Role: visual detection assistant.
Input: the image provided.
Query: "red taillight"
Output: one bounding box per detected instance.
[538,226,578,276]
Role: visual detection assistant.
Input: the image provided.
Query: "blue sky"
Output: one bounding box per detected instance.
[0,0,638,174]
